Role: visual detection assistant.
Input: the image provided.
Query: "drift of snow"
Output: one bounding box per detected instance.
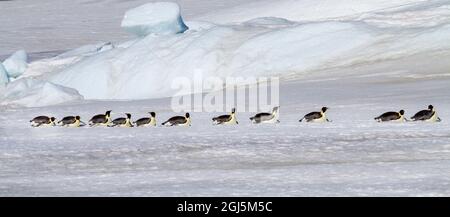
[2,50,28,78]
[121,2,188,37]
[0,63,9,85]
[0,78,83,107]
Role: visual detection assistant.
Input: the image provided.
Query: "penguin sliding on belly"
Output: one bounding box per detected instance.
[411,105,441,122]
[162,113,191,127]
[109,113,133,127]
[30,116,56,127]
[250,106,280,124]
[213,108,238,125]
[375,110,406,122]
[134,112,157,127]
[58,116,86,127]
[89,110,112,126]
[299,107,330,123]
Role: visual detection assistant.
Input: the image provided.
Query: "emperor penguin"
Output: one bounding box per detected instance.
[299,107,331,123]
[109,113,134,127]
[375,110,406,122]
[212,108,238,125]
[89,110,112,126]
[58,116,85,127]
[30,116,56,127]
[162,113,191,127]
[411,105,441,122]
[249,106,280,124]
[134,112,157,127]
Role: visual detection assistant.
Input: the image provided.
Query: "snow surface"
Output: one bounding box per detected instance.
[121,2,188,36]
[0,0,450,196]
[2,50,28,78]
[1,57,450,196]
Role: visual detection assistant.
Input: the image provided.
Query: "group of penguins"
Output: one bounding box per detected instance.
[29,104,441,128]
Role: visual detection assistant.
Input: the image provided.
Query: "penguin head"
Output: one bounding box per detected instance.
[150,112,156,118]
[321,107,329,113]
[185,113,190,118]
[126,113,131,119]
[428,105,434,111]
[50,117,56,122]
[231,108,236,114]
[75,116,81,121]
[105,110,112,116]
[272,106,279,113]
[399,110,405,115]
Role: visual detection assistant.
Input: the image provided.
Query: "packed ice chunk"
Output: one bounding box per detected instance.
[2,50,28,78]
[0,78,83,107]
[0,63,9,85]
[121,2,188,37]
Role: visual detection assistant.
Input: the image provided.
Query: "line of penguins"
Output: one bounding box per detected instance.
[29,105,441,128]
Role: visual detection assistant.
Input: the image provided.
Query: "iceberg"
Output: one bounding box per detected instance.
[0,78,83,107]
[121,2,188,37]
[2,50,28,78]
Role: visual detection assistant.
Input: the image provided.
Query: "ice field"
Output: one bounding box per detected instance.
[1,0,450,196]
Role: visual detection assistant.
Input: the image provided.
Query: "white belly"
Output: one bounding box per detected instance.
[223,116,238,125]
[32,122,54,127]
[177,118,191,127]
[260,114,279,124]
[393,116,406,122]
[67,120,81,127]
[223,120,237,125]
[177,122,191,127]
[119,120,133,127]
[311,114,327,123]
[142,121,157,127]
[425,112,439,122]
